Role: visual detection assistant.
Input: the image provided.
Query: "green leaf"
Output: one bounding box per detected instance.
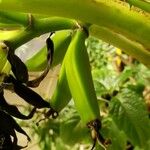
[133,64,150,86]
[102,117,127,150]
[60,111,89,146]
[109,85,150,148]
[115,67,133,86]
[92,68,118,96]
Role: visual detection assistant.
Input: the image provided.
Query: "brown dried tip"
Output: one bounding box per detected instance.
[87,119,110,150]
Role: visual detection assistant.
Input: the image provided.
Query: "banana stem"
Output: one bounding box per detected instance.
[0,11,30,27]
[3,16,77,52]
[0,24,21,30]
[0,0,150,50]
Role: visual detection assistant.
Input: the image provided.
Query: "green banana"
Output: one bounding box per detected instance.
[26,30,72,71]
[36,35,72,124]
[65,28,107,149]
[65,28,100,124]
[50,60,72,112]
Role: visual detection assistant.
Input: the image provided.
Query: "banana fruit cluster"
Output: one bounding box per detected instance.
[50,28,107,149]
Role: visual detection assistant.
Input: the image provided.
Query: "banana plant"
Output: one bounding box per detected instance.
[0,0,150,149]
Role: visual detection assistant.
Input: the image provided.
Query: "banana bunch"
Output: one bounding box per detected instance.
[50,28,107,149]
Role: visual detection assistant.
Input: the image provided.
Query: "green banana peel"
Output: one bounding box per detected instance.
[26,30,72,71]
[52,30,72,68]
[65,28,107,149]
[51,61,72,112]
[65,28,100,124]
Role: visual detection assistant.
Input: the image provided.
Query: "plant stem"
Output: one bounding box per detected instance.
[0,0,150,50]
[0,23,21,30]
[0,11,30,26]
[0,11,53,27]
[4,17,77,51]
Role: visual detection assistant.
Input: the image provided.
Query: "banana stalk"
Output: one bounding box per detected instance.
[65,28,107,149]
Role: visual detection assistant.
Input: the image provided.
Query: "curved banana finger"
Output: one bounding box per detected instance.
[65,28,100,124]
[36,37,72,124]
[50,59,72,112]
[65,28,107,149]
[41,48,72,122]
